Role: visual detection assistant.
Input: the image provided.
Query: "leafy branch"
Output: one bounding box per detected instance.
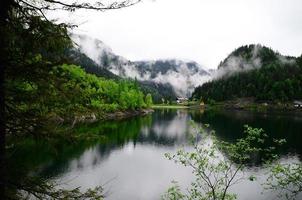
[265,162,302,200]
[163,124,284,200]
[5,176,104,200]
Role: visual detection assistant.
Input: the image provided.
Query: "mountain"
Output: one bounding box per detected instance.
[139,81,177,103]
[192,44,302,102]
[130,59,211,97]
[213,44,295,78]
[71,34,211,97]
[68,34,177,102]
[64,48,118,79]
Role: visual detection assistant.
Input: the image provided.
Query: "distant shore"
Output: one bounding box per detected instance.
[152,99,302,114]
[151,103,201,109]
[206,98,302,113]
[152,105,189,109]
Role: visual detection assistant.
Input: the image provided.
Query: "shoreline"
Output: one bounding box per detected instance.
[151,104,201,109]
[206,100,302,114]
[104,108,154,120]
[151,105,189,109]
[50,108,154,127]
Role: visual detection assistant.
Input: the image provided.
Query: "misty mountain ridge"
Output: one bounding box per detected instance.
[72,34,211,97]
[214,44,297,78]
[64,47,118,79]
[69,34,177,102]
[71,35,300,100]
[192,44,302,102]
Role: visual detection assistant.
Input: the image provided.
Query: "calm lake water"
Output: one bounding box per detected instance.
[9,109,302,200]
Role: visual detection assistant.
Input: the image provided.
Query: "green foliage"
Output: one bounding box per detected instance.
[163,125,284,200]
[5,63,151,137]
[145,93,153,107]
[218,125,284,164]
[265,163,302,200]
[192,45,302,102]
[2,0,146,136]
[207,99,216,105]
[161,181,185,200]
[64,48,118,79]
[139,81,177,104]
[40,64,148,112]
[67,51,178,103]
[1,0,142,199]
[8,176,104,200]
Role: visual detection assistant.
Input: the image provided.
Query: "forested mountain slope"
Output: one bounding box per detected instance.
[192,44,302,102]
[64,48,119,79]
[72,34,211,98]
[69,35,178,102]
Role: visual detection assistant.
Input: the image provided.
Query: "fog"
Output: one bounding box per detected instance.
[49,0,302,70]
[72,34,211,96]
[212,44,298,79]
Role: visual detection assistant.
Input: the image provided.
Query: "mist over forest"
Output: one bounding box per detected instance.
[1,0,302,200]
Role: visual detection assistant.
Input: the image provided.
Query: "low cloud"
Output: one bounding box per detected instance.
[71,34,113,65]
[73,34,211,97]
[212,44,262,79]
[151,65,211,97]
[277,55,296,65]
[74,35,297,98]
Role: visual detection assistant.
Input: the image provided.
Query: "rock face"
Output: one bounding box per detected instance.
[72,34,211,97]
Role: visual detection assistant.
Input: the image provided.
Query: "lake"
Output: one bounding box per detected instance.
[9,109,302,199]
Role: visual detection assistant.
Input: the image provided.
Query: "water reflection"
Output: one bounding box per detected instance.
[8,109,302,200]
[57,144,193,200]
[191,109,302,156]
[142,110,192,145]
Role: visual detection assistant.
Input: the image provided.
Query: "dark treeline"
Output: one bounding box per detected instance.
[0,0,144,199]
[65,48,177,103]
[192,45,302,102]
[64,48,119,79]
[3,1,152,137]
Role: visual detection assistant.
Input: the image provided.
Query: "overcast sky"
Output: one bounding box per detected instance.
[53,0,302,69]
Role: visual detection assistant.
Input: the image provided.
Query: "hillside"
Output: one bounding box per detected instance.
[72,34,211,98]
[64,48,119,79]
[70,35,177,102]
[192,44,302,102]
[132,59,211,97]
